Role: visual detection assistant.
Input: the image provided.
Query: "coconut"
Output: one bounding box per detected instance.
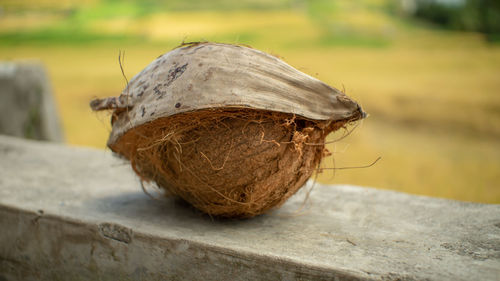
[91,42,365,218]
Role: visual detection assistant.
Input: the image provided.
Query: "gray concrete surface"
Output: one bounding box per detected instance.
[0,135,499,281]
[0,62,63,141]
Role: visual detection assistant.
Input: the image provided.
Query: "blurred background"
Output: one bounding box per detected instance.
[1,0,499,203]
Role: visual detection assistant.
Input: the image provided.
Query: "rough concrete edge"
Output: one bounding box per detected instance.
[0,203,373,281]
[328,183,499,207]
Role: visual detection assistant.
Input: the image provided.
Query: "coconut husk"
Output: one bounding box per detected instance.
[111,108,351,218]
[90,42,364,147]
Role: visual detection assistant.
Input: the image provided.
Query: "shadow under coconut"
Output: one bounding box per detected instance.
[85,183,321,230]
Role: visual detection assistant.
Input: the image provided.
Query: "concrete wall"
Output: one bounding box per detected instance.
[0,135,499,281]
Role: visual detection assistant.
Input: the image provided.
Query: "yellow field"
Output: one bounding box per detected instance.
[1,7,499,203]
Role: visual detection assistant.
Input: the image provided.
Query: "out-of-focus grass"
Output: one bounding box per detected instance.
[1,0,499,203]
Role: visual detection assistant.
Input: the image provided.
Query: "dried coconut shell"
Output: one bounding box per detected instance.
[91,42,365,218]
[91,42,364,147]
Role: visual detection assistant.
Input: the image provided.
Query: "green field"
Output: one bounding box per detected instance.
[1,0,499,203]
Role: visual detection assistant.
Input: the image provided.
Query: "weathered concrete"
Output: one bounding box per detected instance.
[0,135,499,281]
[0,62,63,142]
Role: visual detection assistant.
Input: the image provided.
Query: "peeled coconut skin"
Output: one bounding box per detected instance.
[91,42,365,218]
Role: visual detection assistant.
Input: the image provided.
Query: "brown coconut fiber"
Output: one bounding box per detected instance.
[111,108,349,218]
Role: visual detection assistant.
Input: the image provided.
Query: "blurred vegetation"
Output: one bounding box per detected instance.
[0,0,396,46]
[392,0,500,41]
[1,0,499,203]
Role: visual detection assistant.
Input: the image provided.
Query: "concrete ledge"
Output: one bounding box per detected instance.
[0,135,499,281]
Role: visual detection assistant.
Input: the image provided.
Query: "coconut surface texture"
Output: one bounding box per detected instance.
[91,42,365,218]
